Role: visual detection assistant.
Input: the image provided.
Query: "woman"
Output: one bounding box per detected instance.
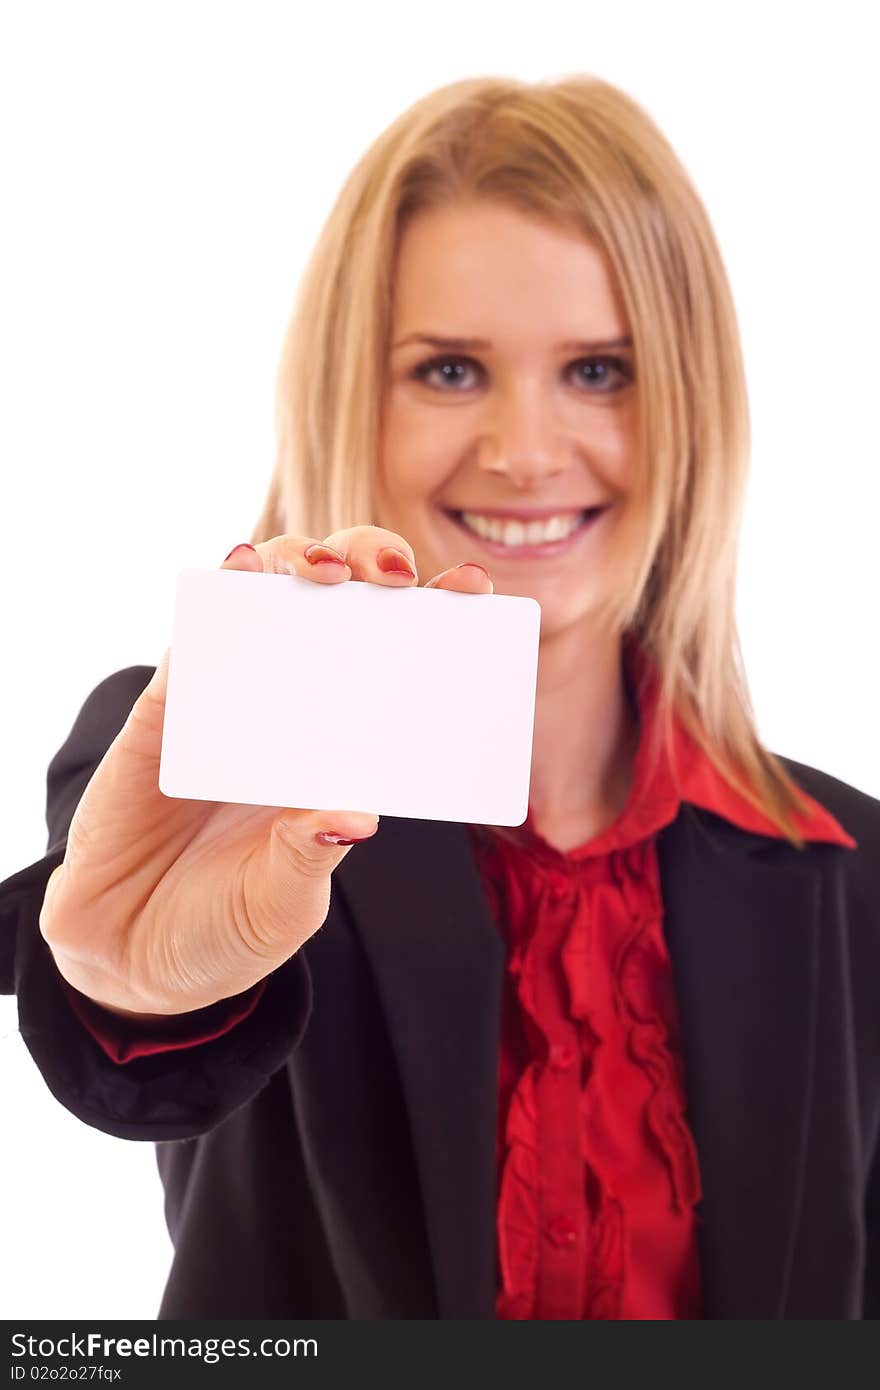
[2,74,878,1320]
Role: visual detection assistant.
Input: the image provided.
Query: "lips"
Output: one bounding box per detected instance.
[440,505,609,559]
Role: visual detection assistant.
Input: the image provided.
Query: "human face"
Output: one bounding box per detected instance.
[377,200,638,636]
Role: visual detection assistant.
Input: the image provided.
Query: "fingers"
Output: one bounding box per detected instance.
[221,542,264,574]
[317,526,495,595]
[321,525,419,585]
[219,533,356,589]
[218,529,493,595]
[424,562,494,595]
[220,527,419,588]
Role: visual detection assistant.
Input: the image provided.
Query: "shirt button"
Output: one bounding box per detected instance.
[546,1215,578,1248]
[546,872,568,901]
[548,1042,577,1070]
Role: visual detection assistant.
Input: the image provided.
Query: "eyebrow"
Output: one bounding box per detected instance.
[390,332,634,352]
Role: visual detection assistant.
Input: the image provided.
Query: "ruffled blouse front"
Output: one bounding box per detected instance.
[468,820,702,1320]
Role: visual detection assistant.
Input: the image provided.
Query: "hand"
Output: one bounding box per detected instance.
[39,527,493,1018]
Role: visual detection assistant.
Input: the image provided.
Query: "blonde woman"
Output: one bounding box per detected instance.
[2,75,877,1321]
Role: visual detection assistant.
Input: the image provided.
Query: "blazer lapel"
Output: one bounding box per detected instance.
[656,804,822,1319]
[336,814,504,1319]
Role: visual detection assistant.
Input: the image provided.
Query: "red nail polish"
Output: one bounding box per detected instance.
[315,831,374,846]
[376,547,416,578]
[223,543,257,562]
[305,544,348,566]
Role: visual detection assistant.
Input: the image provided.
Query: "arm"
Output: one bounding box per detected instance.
[1,665,312,1142]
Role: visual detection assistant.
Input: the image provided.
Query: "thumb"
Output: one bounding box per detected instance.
[246,811,378,950]
[253,811,380,943]
[271,809,381,866]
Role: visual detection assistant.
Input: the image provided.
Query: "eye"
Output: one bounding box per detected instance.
[411,355,482,390]
[410,353,634,393]
[570,355,633,392]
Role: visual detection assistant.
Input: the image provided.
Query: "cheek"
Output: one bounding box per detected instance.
[582,409,636,489]
[382,403,466,499]
[613,398,639,455]
[385,377,474,446]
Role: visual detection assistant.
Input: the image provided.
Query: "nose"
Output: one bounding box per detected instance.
[476,380,568,489]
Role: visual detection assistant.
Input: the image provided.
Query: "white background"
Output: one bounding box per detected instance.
[1,0,877,1319]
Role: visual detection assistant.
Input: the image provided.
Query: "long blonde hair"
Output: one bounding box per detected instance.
[251,73,815,848]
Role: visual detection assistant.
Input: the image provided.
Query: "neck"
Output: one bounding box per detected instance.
[527,622,639,831]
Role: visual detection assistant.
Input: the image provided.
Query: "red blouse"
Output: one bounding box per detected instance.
[465,636,855,1318]
[61,634,857,1319]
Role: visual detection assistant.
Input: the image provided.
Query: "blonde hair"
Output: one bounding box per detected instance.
[251,73,816,848]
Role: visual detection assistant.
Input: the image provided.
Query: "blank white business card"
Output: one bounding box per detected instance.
[158,568,541,825]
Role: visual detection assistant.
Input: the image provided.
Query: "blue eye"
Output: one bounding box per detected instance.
[411,354,632,393]
[413,356,479,389]
[572,357,632,390]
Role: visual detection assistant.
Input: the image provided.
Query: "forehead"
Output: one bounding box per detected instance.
[391,200,629,339]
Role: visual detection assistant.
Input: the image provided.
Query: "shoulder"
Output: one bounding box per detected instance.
[76,664,157,723]
[46,665,158,808]
[54,664,156,754]
[775,752,880,858]
[774,758,880,1087]
[773,753,880,919]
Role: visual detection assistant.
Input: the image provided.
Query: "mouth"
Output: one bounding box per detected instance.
[439,506,610,560]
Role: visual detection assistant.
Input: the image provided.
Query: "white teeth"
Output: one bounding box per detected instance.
[459,511,586,546]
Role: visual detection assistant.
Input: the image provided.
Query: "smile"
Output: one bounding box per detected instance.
[441,506,609,559]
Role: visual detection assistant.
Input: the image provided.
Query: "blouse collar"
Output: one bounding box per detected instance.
[473,632,856,864]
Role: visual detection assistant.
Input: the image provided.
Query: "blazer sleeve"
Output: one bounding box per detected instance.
[0,664,313,1143]
[59,972,268,1063]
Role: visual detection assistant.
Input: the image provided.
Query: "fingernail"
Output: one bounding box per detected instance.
[305,544,348,566]
[376,547,416,578]
[223,543,257,562]
[454,562,491,580]
[315,830,375,845]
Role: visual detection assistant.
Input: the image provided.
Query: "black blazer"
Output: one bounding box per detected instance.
[2,665,880,1320]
